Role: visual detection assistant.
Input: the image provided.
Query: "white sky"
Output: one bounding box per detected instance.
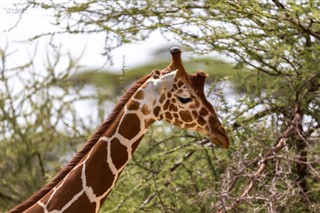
[0,0,178,127]
[0,0,242,137]
[0,0,174,72]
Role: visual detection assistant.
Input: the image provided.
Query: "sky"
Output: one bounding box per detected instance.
[0,0,174,72]
[0,0,181,127]
[0,0,238,138]
[1,0,231,74]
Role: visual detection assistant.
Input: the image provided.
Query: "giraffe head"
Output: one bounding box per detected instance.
[147,47,230,148]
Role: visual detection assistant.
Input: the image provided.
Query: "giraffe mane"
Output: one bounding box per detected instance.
[9,73,152,213]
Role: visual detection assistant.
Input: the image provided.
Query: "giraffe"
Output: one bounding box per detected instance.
[8,47,230,213]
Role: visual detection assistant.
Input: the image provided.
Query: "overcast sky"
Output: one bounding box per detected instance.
[0,0,174,72]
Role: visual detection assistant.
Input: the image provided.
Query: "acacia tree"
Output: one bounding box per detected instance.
[0,45,110,210]
[3,0,320,212]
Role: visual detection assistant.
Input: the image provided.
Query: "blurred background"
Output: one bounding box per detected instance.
[1,1,319,212]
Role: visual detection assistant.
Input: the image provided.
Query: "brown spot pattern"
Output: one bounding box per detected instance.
[85,141,115,197]
[163,100,170,110]
[39,188,54,207]
[153,70,160,79]
[110,138,128,170]
[134,90,144,100]
[46,165,83,211]
[165,112,173,120]
[200,108,208,117]
[159,94,166,103]
[144,118,155,128]
[118,114,141,140]
[28,203,45,213]
[198,117,206,126]
[169,103,178,112]
[64,193,96,213]
[184,123,197,129]
[153,106,161,117]
[192,110,197,117]
[142,104,150,115]
[173,120,183,126]
[131,135,144,153]
[179,110,193,123]
[173,84,178,90]
[127,100,140,111]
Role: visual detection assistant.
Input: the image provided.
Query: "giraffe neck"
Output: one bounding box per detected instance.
[25,86,156,213]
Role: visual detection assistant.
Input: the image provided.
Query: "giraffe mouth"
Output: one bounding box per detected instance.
[208,125,230,148]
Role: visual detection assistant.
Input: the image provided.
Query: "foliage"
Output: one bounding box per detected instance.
[0,46,105,210]
[2,0,320,212]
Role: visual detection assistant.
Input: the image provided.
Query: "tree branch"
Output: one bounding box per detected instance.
[217,106,304,212]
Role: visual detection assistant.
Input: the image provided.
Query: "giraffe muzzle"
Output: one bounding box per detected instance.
[209,125,230,149]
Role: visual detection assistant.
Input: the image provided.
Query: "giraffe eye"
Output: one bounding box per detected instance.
[178,96,193,104]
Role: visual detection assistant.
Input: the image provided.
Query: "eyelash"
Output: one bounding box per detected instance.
[178,96,193,104]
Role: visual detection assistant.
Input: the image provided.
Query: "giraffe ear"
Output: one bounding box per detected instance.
[156,70,177,92]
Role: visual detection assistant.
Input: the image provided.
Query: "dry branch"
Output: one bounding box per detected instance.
[217,106,304,212]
